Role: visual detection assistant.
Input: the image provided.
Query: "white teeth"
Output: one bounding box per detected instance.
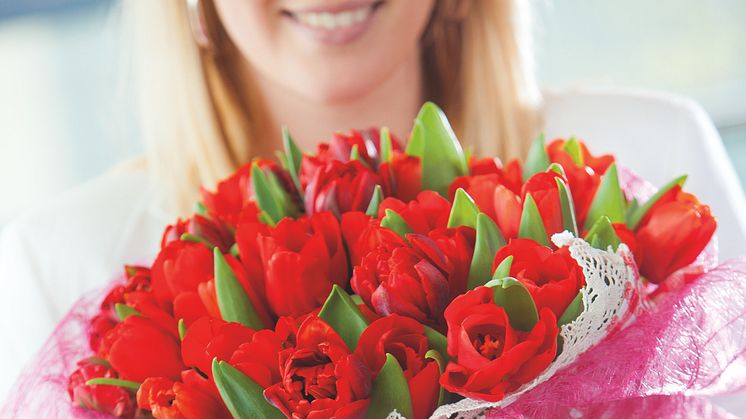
[295,6,372,29]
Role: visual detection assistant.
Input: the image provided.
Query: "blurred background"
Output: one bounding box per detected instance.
[1,0,745,228]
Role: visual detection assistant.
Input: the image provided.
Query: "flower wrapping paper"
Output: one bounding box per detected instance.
[1,169,742,418]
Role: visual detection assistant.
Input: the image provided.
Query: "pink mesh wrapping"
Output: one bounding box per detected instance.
[487,258,746,418]
[1,288,110,419]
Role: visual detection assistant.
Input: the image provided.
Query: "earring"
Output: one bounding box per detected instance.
[186,0,212,49]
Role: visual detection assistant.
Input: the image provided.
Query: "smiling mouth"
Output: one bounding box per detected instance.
[281,1,385,31]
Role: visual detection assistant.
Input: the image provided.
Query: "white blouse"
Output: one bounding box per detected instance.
[1,87,745,412]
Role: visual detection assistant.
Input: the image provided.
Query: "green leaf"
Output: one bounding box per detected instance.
[424,326,449,360]
[178,318,186,341]
[405,102,468,196]
[365,354,413,419]
[251,162,284,225]
[547,162,566,176]
[583,163,626,230]
[214,248,265,329]
[266,170,300,218]
[365,185,384,217]
[485,277,539,331]
[195,201,208,216]
[447,188,480,229]
[425,349,446,406]
[518,194,550,246]
[212,359,285,419]
[563,137,584,166]
[86,378,141,391]
[380,209,413,239]
[380,127,393,163]
[558,292,584,326]
[81,356,111,368]
[349,144,365,165]
[318,285,370,351]
[229,243,240,258]
[114,303,141,321]
[556,177,579,236]
[492,255,513,280]
[627,175,687,230]
[585,216,621,251]
[282,126,303,193]
[523,132,550,180]
[180,233,213,248]
[467,213,506,289]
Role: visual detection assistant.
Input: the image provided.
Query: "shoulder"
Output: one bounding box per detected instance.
[543,86,746,259]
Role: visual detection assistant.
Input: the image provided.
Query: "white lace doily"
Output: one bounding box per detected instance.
[389,232,638,419]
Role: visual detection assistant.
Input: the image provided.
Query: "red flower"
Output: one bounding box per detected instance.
[68,358,136,417]
[137,377,230,419]
[440,287,558,401]
[340,211,407,267]
[351,234,453,328]
[354,315,440,419]
[635,185,716,284]
[264,316,372,419]
[151,241,272,327]
[304,159,381,216]
[98,315,184,382]
[493,239,585,318]
[181,317,256,381]
[494,171,567,240]
[546,139,614,226]
[377,191,451,235]
[237,212,349,318]
[161,214,234,253]
[379,153,422,202]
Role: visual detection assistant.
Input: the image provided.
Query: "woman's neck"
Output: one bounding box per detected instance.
[246,52,423,154]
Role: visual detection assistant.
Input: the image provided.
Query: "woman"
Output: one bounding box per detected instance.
[1,0,745,409]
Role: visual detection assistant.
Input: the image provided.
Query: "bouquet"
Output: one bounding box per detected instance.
[9,102,742,418]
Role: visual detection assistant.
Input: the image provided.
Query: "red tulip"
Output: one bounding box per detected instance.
[635,185,716,284]
[264,316,372,419]
[354,315,440,419]
[303,159,381,216]
[237,212,349,318]
[546,139,614,226]
[495,171,567,240]
[161,214,234,253]
[98,315,184,382]
[352,234,453,328]
[493,239,585,319]
[137,376,230,419]
[377,190,451,235]
[340,211,408,268]
[68,358,136,417]
[181,317,256,380]
[379,152,422,202]
[440,286,558,401]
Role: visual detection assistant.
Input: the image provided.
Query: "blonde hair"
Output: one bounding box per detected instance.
[124,0,541,216]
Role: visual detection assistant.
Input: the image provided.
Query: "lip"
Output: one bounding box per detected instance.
[281,1,384,46]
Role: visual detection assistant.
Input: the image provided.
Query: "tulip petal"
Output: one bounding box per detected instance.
[212,359,285,419]
[365,354,414,419]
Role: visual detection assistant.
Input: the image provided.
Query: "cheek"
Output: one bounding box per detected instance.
[213,0,280,71]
